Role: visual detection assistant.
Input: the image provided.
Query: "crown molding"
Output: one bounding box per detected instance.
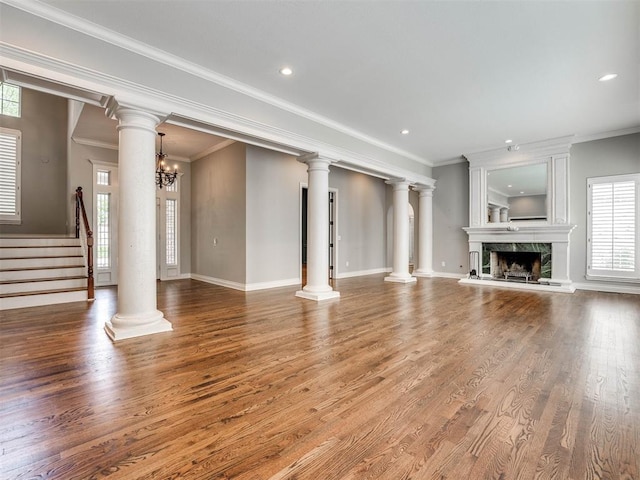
[1,43,435,185]
[73,137,118,151]
[73,136,190,163]
[465,136,574,168]
[190,139,236,161]
[2,0,431,167]
[573,126,640,144]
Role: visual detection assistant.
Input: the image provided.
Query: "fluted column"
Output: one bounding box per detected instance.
[104,104,172,341]
[500,207,509,222]
[296,154,340,301]
[413,184,435,277]
[385,180,417,283]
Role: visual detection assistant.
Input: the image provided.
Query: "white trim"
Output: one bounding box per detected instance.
[2,0,432,167]
[335,267,391,279]
[245,278,301,291]
[465,136,573,169]
[432,156,469,168]
[190,273,300,292]
[431,271,467,279]
[191,273,246,291]
[573,127,640,144]
[1,45,436,186]
[573,282,640,295]
[191,139,236,161]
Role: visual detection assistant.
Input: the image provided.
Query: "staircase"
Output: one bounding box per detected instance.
[0,236,89,310]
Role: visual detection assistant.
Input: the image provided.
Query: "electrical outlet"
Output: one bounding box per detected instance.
[441,261,446,267]
[346,261,349,267]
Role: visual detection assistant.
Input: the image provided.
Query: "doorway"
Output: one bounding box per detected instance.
[300,186,337,285]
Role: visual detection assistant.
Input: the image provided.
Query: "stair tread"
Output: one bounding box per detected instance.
[0,245,80,248]
[0,287,87,299]
[0,265,85,272]
[0,276,87,285]
[2,255,83,258]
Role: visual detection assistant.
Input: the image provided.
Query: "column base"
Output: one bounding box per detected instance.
[105,310,173,341]
[412,269,435,278]
[295,288,340,301]
[384,274,417,284]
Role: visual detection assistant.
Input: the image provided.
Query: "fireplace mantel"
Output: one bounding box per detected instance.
[463,224,576,243]
[461,137,577,293]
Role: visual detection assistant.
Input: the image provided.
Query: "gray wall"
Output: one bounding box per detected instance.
[245,146,306,284]
[432,162,470,276]
[191,142,247,284]
[0,88,68,234]
[509,194,546,219]
[569,133,640,284]
[67,140,117,233]
[330,168,388,276]
[244,148,389,284]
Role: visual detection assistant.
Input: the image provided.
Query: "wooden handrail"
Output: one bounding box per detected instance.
[75,187,95,300]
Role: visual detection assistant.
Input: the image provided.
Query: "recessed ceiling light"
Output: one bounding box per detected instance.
[279,67,293,76]
[401,129,410,135]
[508,184,513,188]
[520,191,525,194]
[505,139,513,144]
[598,73,618,82]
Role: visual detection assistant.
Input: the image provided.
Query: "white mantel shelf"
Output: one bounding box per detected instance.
[463,224,577,243]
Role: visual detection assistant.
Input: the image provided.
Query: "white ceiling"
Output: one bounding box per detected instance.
[46,0,639,166]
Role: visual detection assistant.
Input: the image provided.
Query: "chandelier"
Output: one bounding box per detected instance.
[156,132,178,189]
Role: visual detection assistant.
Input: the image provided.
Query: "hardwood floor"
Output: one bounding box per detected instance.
[1,276,639,479]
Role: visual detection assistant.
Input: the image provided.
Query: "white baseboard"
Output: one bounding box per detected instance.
[190,274,246,291]
[573,282,640,295]
[190,273,300,292]
[160,273,191,281]
[431,271,467,279]
[245,278,300,291]
[335,267,391,279]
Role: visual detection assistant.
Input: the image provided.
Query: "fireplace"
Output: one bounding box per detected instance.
[490,251,541,282]
[461,137,577,292]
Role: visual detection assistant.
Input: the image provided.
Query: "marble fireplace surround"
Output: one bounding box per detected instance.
[459,137,577,293]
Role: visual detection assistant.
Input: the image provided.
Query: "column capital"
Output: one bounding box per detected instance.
[298,152,336,166]
[385,178,413,190]
[106,97,168,132]
[413,183,436,195]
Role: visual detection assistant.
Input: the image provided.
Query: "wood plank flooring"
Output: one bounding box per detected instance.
[1,276,639,479]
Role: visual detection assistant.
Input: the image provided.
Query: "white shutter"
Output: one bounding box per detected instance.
[0,128,21,223]
[588,174,639,279]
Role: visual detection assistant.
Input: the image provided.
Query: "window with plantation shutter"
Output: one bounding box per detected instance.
[587,174,639,281]
[0,128,21,224]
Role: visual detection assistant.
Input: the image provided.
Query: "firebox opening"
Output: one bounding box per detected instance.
[490,251,542,283]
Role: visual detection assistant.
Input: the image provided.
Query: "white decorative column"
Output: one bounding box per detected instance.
[413,184,436,277]
[104,103,173,341]
[296,154,340,301]
[385,180,417,283]
[500,207,509,223]
[489,206,501,223]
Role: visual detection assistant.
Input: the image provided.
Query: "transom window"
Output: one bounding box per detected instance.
[0,83,21,118]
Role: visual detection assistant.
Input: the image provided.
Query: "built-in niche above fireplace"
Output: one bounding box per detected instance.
[461,137,577,293]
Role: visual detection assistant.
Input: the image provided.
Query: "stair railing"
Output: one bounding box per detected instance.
[75,187,95,300]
